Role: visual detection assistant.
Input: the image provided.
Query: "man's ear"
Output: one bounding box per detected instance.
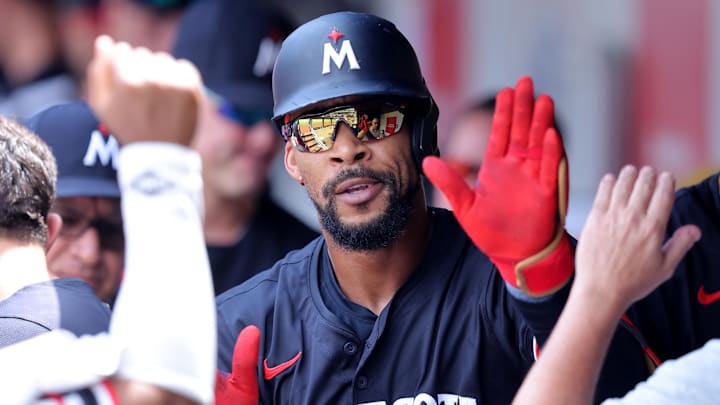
[284,142,303,184]
[46,213,62,250]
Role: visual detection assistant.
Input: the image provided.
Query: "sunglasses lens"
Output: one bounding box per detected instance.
[98,221,125,252]
[359,109,404,140]
[285,102,407,153]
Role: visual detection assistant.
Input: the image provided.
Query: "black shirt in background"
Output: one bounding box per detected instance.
[207,193,318,295]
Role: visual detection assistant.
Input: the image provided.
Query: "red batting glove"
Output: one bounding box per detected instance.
[424,76,573,297]
[215,325,260,405]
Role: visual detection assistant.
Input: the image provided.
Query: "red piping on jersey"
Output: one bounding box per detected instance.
[620,314,661,368]
[102,379,121,405]
[47,393,64,404]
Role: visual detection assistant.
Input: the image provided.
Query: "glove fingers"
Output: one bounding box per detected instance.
[233,325,261,375]
[233,325,261,402]
[538,128,564,193]
[509,76,534,156]
[423,156,475,212]
[526,94,555,179]
[486,88,514,159]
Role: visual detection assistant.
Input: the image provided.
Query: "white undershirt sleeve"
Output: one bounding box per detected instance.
[0,143,215,405]
[110,142,215,405]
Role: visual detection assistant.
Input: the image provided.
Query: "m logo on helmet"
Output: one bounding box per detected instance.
[83,126,119,170]
[322,28,360,74]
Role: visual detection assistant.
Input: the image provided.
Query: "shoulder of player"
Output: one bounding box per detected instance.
[1,279,102,312]
[666,184,720,243]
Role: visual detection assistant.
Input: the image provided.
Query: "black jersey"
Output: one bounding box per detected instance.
[0,278,111,348]
[628,173,720,362]
[217,208,648,404]
[207,193,318,295]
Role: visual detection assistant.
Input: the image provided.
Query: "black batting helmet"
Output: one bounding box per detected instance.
[272,11,439,171]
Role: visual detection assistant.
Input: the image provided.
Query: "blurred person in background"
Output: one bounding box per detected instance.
[0,0,76,119]
[101,0,191,52]
[431,96,494,209]
[172,0,318,295]
[623,165,720,377]
[0,36,216,404]
[53,0,103,97]
[24,101,125,305]
[0,114,110,350]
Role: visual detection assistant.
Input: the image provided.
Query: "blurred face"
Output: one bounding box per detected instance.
[56,7,100,80]
[194,98,281,200]
[46,197,124,303]
[433,109,492,209]
[284,100,421,251]
[101,0,182,52]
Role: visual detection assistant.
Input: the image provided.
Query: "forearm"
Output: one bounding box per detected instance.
[111,143,215,404]
[513,288,624,405]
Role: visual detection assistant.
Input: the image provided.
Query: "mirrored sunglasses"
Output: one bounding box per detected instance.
[282,101,408,153]
[57,214,125,252]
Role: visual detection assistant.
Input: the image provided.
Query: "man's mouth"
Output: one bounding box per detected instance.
[333,178,384,205]
[336,178,380,194]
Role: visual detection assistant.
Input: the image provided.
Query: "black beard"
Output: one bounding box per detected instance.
[313,167,418,252]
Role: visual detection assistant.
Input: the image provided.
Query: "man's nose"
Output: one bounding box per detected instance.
[328,123,371,164]
[72,227,102,264]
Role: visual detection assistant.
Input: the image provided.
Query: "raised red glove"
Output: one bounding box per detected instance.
[424,76,572,297]
[215,325,260,405]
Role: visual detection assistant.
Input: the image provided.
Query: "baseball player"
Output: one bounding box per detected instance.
[214,12,650,404]
[0,36,215,404]
[0,113,110,349]
[513,165,703,404]
[24,101,125,305]
[172,0,318,295]
[625,169,720,365]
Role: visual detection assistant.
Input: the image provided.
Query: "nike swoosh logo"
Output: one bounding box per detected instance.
[263,351,302,380]
[698,286,720,305]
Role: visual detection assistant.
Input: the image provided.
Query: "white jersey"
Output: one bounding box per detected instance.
[602,339,720,405]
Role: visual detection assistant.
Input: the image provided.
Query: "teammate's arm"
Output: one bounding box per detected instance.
[0,36,214,405]
[89,35,214,405]
[512,166,700,405]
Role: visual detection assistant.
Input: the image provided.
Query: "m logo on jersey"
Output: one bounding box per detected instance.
[83,124,119,170]
[322,27,360,75]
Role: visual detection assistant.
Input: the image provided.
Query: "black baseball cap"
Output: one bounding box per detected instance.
[172,0,294,111]
[24,102,120,199]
